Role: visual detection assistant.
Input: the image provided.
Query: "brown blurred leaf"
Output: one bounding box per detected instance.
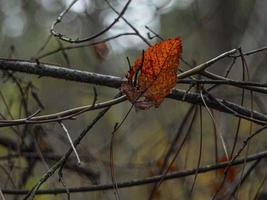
[93,42,109,60]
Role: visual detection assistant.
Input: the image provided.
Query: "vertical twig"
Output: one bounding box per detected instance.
[0,188,6,200]
[189,104,203,194]
[59,122,81,165]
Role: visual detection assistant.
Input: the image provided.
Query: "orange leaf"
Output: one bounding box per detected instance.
[121,37,182,110]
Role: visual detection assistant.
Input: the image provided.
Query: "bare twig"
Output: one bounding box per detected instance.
[148,105,197,199]
[37,33,137,59]
[230,46,267,57]
[0,95,126,127]
[178,49,237,79]
[3,149,267,195]
[169,89,267,125]
[0,188,6,200]
[189,105,203,194]
[200,90,229,159]
[253,172,267,200]
[0,58,123,87]
[177,79,267,88]
[1,88,267,127]
[50,0,132,43]
[59,122,81,164]
[104,0,151,46]
[2,56,267,126]
[32,35,52,59]
[22,94,120,200]
[211,125,267,200]
[228,159,261,199]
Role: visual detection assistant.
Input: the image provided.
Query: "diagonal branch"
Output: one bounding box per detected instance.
[169,89,267,125]
[0,95,126,127]
[178,49,237,79]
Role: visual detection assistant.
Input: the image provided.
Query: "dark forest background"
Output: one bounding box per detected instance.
[0,0,267,199]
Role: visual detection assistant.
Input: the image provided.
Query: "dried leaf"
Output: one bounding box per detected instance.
[211,156,239,197]
[217,156,238,183]
[121,37,182,110]
[93,42,109,60]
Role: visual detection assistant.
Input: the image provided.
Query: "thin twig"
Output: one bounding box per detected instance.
[177,79,267,88]
[230,46,267,57]
[3,149,267,195]
[200,90,229,159]
[37,33,137,59]
[0,188,6,200]
[148,105,197,199]
[32,35,52,59]
[253,172,267,200]
[50,0,132,43]
[228,159,261,199]
[178,49,237,79]
[59,122,81,164]
[190,105,203,194]
[104,0,151,46]
[0,95,126,126]
[1,88,267,127]
[21,93,119,200]
[211,125,267,200]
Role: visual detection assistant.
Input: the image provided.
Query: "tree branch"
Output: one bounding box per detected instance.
[0,58,122,88]
[2,149,267,195]
[1,58,267,126]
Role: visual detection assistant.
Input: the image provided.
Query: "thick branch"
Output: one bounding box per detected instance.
[1,58,267,126]
[0,58,122,88]
[169,89,267,125]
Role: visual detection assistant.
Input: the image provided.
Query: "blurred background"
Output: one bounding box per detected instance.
[0,0,267,199]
